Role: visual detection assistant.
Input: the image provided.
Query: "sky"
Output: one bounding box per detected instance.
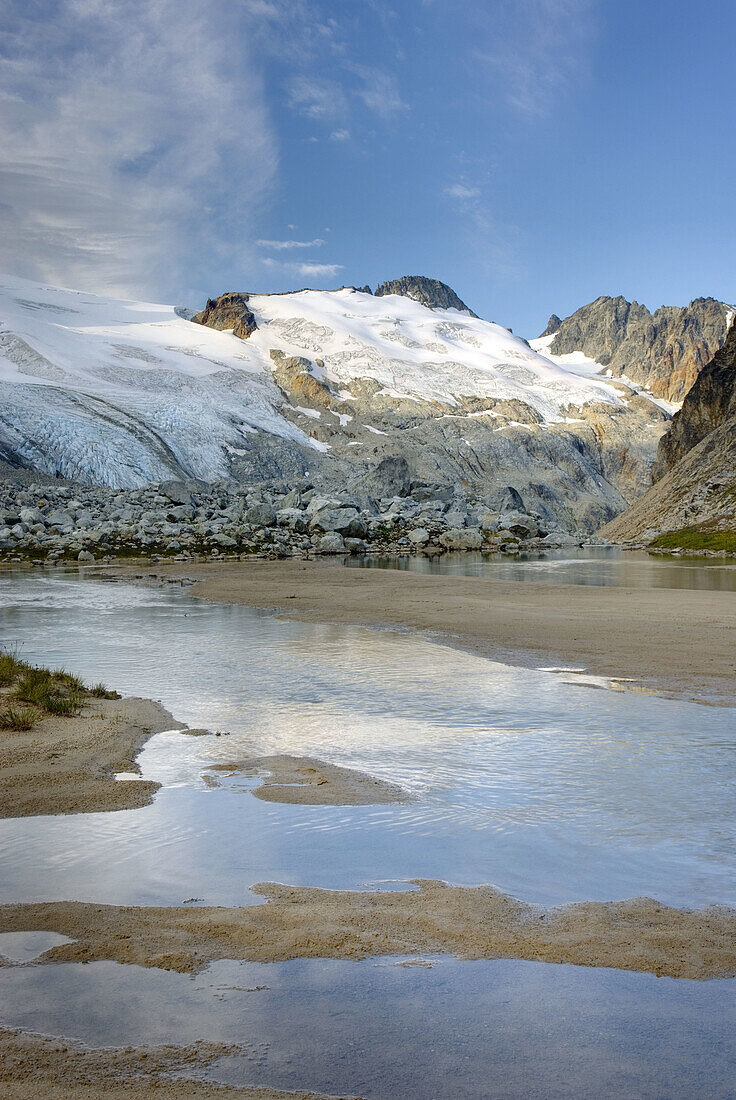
[0,0,734,337]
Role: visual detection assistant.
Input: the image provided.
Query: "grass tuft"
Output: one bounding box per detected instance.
[649,526,736,553]
[89,683,121,699]
[0,707,36,731]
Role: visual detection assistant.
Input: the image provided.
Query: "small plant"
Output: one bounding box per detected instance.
[89,683,121,699]
[14,672,54,706]
[44,693,84,717]
[0,707,36,731]
[0,650,30,687]
[53,670,86,693]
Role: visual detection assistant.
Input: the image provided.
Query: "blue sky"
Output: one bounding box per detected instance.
[1,0,734,335]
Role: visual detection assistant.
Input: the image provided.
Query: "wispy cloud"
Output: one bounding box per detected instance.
[263,257,343,281]
[0,0,278,300]
[347,64,407,119]
[330,129,351,142]
[474,0,598,117]
[257,238,326,250]
[444,177,522,279]
[287,76,347,121]
[445,183,481,201]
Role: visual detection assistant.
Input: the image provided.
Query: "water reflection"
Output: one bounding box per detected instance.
[0,956,733,1100]
[0,573,734,909]
[346,547,736,590]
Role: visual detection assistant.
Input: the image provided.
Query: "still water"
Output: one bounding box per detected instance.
[346,546,736,590]
[0,570,734,1098]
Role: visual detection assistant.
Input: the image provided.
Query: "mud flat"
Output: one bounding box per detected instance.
[0,695,182,818]
[0,1027,353,1099]
[2,880,734,981]
[204,754,410,806]
[112,559,736,704]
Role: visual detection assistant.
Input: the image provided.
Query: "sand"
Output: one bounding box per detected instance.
[0,1027,355,1099]
[1,880,734,981]
[110,559,736,704]
[0,695,184,818]
[205,754,410,805]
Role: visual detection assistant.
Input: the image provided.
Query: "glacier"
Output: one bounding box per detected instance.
[0,273,671,529]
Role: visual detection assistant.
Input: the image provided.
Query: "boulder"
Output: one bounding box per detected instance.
[315,533,345,554]
[439,527,483,550]
[246,504,277,527]
[408,527,430,545]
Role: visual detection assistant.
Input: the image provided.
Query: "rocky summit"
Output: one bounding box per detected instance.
[534,295,734,403]
[0,272,674,544]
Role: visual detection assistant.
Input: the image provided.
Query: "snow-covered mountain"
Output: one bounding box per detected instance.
[0,273,671,530]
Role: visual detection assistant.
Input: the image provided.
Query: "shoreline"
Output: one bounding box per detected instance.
[106,557,736,705]
[0,1027,353,1099]
[0,694,182,819]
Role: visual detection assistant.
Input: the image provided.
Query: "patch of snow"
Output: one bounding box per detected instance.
[307,437,331,452]
[364,425,388,435]
[294,405,321,419]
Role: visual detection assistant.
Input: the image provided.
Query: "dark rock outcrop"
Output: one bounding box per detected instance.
[541,314,562,337]
[192,293,257,340]
[543,296,734,403]
[652,322,736,480]
[601,324,736,541]
[375,276,476,317]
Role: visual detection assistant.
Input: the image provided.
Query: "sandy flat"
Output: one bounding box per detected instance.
[0,696,182,818]
[111,559,736,704]
[204,754,410,805]
[0,1028,355,1099]
[2,880,734,981]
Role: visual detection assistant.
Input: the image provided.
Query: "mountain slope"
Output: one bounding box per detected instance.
[601,324,736,542]
[533,295,734,404]
[0,274,670,531]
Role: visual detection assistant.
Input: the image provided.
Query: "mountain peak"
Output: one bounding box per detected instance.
[374,276,476,317]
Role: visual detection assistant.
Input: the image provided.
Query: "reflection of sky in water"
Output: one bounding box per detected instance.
[346,546,736,591]
[0,956,733,1100]
[1,571,735,1100]
[0,572,734,908]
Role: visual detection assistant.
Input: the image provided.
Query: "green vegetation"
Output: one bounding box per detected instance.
[0,650,119,730]
[0,707,36,731]
[649,525,736,554]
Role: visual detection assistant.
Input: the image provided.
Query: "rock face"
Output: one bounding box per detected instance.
[0,273,672,533]
[601,324,736,542]
[192,292,257,339]
[541,296,734,403]
[374,276,476,317]
[652,324,736,479]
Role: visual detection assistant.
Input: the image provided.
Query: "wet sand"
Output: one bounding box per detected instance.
[2,880,734,981]
[0,696,182,818]
[112,559,736,704]
[204,754,410,805]
[0,1028,353,1099]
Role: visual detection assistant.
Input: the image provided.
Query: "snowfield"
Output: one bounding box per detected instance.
[0,274,629,487]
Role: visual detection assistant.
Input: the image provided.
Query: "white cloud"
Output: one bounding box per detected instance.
[0,0,278,300]
[291,262,343,279]
[257,238,326,250]
[330,129,351,142]
[348,64,407,119]
[262,257,343,280]
[287,76,347,121]
[445,183,481,200]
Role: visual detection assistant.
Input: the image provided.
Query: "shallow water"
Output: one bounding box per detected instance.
[346,546,736,590]
[0,569,735,1098]
[0,571,734,909]
[0,956,734,1100]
